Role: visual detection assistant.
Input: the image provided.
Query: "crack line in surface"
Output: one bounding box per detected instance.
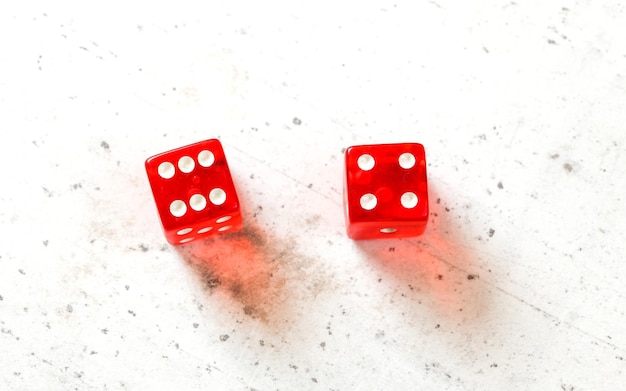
[417,241,625,353]
[225,143,342,207]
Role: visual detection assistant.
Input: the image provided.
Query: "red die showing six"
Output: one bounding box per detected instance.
[343,143,429,240]
[145,139,242,245]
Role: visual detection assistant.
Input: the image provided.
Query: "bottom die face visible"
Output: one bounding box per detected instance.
[343,143,429,240]
[145,139,243,245]
[165,211,243,245]
[344,219,428,240]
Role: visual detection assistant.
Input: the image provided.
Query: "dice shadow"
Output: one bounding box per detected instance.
[173,167,297,327]
[353,184,492,323]
[175,220,299,328]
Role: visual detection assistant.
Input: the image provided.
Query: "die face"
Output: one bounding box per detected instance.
[145,139,242,245]
[162,212,242,245]
[343,143,429,239]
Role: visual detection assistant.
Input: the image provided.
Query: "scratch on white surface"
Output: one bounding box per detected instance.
[226,143,342,207]
[422,241,625,353]
[494,286,624,353]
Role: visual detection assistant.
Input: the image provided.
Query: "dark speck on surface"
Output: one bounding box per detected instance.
[292,117,302,125]
[128,310,136,317]
[467,274,479,280]
[43,240,48,247]
[100,141,110,150]
[437,274,443,280]
[219,334,229,342]
[193,323,199,329]
[66,304,73,313]
[497,181,504,189]
[550,153,560,159]
[205,275,221,289]
[139,244,149,252]
[488,228,495,237]
[563,163,573,172]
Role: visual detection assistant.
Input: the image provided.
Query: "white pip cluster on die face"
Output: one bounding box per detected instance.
[145,139,242,245]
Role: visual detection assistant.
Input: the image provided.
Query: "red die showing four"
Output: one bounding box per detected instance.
[343,143,429,240]
[145,139,242,245]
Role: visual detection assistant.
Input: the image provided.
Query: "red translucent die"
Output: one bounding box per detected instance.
[343,143,429,239]
[145,139,242,245]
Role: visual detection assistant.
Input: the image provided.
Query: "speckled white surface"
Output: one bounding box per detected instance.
[1,1,625,390]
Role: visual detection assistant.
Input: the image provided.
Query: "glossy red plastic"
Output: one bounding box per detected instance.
[343,143,429,239]
[145,139,242,245]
